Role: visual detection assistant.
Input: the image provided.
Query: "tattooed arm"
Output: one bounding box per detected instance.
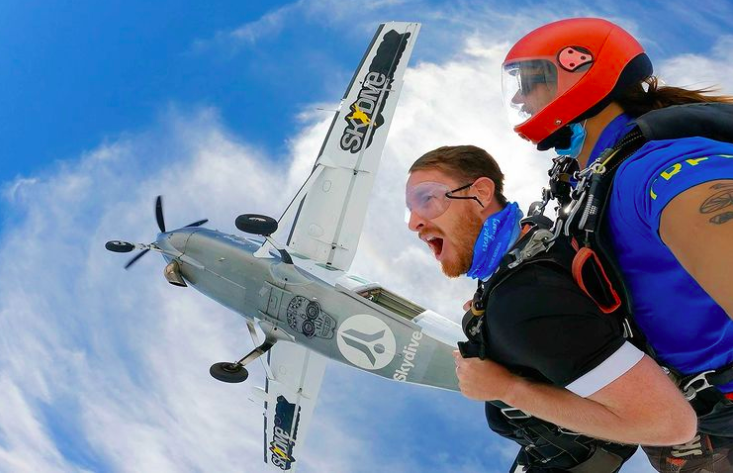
[660,179,733,319]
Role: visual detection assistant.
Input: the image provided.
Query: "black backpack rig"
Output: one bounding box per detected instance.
[458,103,733,472]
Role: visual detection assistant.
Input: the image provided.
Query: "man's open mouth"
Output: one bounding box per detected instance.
[426,236,444,259]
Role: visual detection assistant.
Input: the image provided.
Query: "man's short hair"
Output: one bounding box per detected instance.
[409,145,507,207]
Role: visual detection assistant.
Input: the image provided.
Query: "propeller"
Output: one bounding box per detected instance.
[156,195,166,233]
[106,195,209,270]
[184,219,209,228]
[105,240,136,253]
[124,249,150,269]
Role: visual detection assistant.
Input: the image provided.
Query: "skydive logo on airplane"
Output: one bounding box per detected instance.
[269,395,301,470]
[339,29,411,154]
[336,314,396,370]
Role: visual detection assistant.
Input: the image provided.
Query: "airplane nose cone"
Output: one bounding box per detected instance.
[168,231,189,253]
[158,229,195,254]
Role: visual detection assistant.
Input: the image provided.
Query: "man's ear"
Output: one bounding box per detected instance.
[472,177,495,208]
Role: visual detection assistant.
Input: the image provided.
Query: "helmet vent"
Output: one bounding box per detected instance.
[558,46,593,72]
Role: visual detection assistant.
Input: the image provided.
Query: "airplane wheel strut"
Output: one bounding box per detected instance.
[210,335,276,384]
[210,362,249,383]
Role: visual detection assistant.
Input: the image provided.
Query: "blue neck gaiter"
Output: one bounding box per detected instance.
[466,201,523,280]
[554,122,588,159]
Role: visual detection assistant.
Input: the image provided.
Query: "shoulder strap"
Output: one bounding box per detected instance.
[636,103,733,143]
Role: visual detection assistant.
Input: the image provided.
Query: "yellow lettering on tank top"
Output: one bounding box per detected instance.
[685,157,709,166]
[660,163,683,180]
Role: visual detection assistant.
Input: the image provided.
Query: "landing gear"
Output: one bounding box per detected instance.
[210,336,276,384]
[235,213,293,264]
[210,362,249,383]
[235,214,278,236]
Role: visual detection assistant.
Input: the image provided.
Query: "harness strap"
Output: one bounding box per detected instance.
[526,423,591,464]
[495,403,608,467]
[570,241,622,314]
[706,362,733,387]
[676,362,733,415]
[567,447,624,473]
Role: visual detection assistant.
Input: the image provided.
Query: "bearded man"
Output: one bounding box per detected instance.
[405,145,695,472]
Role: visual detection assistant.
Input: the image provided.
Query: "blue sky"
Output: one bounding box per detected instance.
[1,1,733,472]
[4,0,733,193]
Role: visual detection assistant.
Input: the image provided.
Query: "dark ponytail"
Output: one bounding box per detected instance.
[616,76,733,117]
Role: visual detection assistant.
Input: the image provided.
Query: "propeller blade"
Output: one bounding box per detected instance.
[105,240,136,253]
[184,219,208,228]
[124,248,150,270]
[155,196,166,233]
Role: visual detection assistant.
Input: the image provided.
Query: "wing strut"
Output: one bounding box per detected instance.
[248,320,275,379]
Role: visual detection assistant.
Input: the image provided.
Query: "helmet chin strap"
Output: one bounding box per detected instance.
[538,124,573,151]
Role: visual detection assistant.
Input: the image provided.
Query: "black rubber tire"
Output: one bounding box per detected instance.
[105,240,135,253]
[302,320,316,338]
[305,302,320,320]
[209,362,249,383]
[235,214,278,236]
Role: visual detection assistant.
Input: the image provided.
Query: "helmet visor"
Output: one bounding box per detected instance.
[502,60,559,127]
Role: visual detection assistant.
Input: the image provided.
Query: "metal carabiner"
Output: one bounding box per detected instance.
[507,228,554,269]
[682,371,715,401]
[564,190,588,237]
[544,219,565,247]
[590,161,607,175]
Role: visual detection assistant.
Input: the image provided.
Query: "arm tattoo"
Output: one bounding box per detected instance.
[699,183,733,225]
[710,212,733,225]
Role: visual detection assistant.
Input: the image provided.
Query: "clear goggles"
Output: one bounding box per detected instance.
[405,181,482,221]
[501,59,559,127]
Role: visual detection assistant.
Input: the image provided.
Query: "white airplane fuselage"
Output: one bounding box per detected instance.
[158,227,462,391]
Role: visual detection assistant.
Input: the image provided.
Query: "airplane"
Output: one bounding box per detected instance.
[105,22,464,472]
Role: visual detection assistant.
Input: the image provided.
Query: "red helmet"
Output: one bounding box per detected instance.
[502,18,652,149]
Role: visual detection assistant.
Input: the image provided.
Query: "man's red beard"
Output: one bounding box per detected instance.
[441,210,485,278]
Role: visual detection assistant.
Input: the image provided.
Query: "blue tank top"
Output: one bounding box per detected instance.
[590,113,733,392]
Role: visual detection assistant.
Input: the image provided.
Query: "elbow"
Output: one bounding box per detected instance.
[670,408,698,445]
[650,402,698,446]
[621,394,698,446]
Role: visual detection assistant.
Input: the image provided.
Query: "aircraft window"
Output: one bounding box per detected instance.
[357,287,424,320]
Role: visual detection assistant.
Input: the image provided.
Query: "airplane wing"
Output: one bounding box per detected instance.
[274,22,421,271]
[258,342,327,472]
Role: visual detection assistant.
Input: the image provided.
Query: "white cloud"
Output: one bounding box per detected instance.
[192,0,421,55]
[0,376,71,473]
[0,110,284,473]
[658,35,733,91]
[2,178,39,203]
[191,4,297,55]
